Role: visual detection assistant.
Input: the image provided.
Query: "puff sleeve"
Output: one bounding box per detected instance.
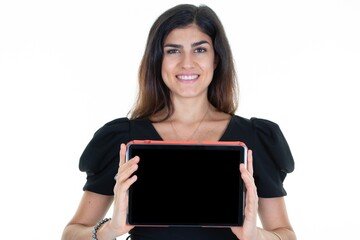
[250,118,295,198]
[79,118,131,195]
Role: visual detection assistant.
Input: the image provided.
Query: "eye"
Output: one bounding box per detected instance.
[194,47,207,53]
[165,49,180,54]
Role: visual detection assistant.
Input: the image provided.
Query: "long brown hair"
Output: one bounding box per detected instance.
[129,4,238,121]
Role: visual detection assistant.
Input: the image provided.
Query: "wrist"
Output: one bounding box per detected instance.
[92,218,117,240]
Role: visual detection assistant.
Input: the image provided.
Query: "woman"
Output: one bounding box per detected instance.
[62,4,296,240]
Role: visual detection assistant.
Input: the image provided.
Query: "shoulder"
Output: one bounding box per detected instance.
[232,115,295,197]
[232,115,294,173]
[253,116,294,173]
[231,115,281,133]
[250,117,287,148]
[79,117,131,173]
[92,117,131,140]
[231,116,287,143]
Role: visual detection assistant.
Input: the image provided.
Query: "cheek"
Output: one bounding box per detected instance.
[201,60,216,83]
[161,63,171,87]
[161,58,176,79]
[201,59,216,74]
[161,62,168,80]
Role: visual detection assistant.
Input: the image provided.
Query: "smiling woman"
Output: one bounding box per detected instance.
[161,24,217,101]
[61,4,296,240]
[2,0,360,239]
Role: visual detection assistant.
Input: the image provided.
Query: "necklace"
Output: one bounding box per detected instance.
[170,106,209,141]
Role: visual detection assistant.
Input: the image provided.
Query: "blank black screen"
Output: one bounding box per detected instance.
[126,143,245,227]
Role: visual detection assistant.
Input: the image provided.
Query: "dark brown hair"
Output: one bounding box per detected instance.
[130,4,238,120]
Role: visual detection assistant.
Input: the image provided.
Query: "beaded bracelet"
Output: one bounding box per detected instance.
[92,218,116,240]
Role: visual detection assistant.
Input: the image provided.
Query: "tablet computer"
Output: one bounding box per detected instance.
[126,140,247,227]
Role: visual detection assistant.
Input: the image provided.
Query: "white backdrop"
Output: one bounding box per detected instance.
[1,0,359,239]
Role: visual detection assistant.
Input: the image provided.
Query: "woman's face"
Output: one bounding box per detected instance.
[161,24,217,101]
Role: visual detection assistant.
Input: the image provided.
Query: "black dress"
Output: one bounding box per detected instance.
[79,115,294,240]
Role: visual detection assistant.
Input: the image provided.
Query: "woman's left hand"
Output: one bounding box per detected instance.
[231,150,259,240]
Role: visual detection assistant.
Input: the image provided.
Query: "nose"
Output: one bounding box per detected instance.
[181,52,195,69]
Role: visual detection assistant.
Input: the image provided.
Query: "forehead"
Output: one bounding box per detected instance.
[164,24,212,44]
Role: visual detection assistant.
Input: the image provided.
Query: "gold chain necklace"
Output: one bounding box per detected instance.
[170,106,209,141]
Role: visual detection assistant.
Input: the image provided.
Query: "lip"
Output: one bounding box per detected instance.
[176,74,200,82]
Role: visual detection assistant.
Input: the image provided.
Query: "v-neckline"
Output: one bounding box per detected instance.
[144,115,235,142]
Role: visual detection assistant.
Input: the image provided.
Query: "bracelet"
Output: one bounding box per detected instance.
[92,218,116,240]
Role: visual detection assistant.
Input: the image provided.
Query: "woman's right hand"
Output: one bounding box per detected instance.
[109,143,139,236]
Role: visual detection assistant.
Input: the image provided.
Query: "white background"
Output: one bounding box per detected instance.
[1,0,359,239]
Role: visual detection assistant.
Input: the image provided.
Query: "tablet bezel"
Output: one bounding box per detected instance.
[125,140,247,227]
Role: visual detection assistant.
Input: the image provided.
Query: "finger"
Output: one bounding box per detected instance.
[117,157,139,183]
[119,143,127,167]
[113,161,139,195]
[244,176,258,217]
[240,164,258,217]
[240,164,254,185]
[240,158,256,190]
[247,149,254,176]
[120,175,138,193]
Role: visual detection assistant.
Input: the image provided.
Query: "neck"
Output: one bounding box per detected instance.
[169,101,210,141]
[170,97,210,123]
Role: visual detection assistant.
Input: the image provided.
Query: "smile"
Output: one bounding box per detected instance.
[176,74,199,81]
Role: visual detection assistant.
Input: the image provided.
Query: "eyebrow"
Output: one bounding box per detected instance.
[164,40,210,49]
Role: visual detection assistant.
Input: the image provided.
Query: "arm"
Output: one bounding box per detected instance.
[256,197,297,240]
[231,150,297,240]
[61,191,114,240]
[62,144,139,240]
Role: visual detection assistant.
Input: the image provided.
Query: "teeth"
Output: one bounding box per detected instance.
[177,75,198,80]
